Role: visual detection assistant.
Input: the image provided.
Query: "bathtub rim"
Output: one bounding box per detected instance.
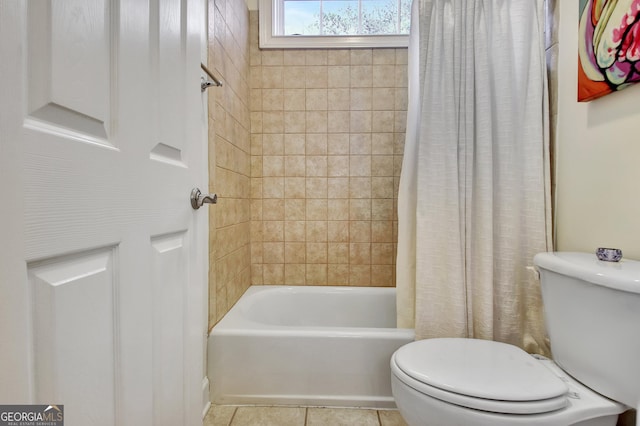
[209,285,416,338]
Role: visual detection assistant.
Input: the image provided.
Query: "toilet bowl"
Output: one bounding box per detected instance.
[391,252,640,426]
[391,338,624,426]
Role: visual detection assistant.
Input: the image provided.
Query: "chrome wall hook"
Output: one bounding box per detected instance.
[201,77,218,92]
[190,188,217,209]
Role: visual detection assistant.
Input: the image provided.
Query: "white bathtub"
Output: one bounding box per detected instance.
[208,285,415,408]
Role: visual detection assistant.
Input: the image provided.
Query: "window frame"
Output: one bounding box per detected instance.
[258,0,409,49]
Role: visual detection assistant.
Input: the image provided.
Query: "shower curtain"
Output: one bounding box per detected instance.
[396,0,553,355]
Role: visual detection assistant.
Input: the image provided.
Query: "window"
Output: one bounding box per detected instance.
[259,0,410,49]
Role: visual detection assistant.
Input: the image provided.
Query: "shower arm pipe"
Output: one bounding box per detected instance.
[200,63,223,88]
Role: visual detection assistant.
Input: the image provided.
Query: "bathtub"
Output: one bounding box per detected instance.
[208,285,415,408]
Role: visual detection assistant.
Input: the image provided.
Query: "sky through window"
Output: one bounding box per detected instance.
[282,0,410,36]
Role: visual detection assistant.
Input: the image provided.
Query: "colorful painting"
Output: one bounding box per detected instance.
[578,0,640,101]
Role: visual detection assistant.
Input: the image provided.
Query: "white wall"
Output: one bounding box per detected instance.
[555,1,640,260]
[246,0,257,11]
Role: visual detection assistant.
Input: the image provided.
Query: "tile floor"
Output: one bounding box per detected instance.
[204,405,408,426]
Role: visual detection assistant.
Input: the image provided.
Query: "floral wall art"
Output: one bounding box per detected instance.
[578,0,640,101]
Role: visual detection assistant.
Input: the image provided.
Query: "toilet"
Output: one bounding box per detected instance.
[391,252,640,426]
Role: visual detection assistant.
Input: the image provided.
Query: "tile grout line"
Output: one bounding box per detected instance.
[303,407,308,426]
[227,406,238,426]
[376,410,382,426]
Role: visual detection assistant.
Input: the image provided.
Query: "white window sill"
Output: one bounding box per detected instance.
[259,33,409,49]
[258,0,409,49]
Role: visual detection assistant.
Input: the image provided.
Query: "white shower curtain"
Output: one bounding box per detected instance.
[396,0,553,355]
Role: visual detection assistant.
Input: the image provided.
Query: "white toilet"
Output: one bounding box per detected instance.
[391,252,640,425]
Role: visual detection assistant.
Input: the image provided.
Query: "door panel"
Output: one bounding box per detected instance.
[26,0,113,146]
[151,232,188,425]
[156,0,186,157]
[29,248,117,426]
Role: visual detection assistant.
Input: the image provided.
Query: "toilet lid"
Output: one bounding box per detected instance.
[393,338,568,412]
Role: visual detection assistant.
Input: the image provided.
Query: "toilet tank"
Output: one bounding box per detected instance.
[534,252,640,409]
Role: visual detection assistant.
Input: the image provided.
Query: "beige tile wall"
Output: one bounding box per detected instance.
[208,0,252,328]
[249,11,408,287]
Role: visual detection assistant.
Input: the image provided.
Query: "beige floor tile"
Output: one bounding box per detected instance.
[306,407,380,426]
[378,410,408,426]
[204,405,236,426]
[230,406,306,426]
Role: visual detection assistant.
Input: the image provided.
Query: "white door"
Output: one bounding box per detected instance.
[0,1,208,425]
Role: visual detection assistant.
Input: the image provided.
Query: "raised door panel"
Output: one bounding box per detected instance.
[26,0,113,146]
[151,232,188,425]
[29,248,118,426]
[149,0,187,167]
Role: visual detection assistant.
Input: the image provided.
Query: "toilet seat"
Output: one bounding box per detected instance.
[391,338,569,415]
